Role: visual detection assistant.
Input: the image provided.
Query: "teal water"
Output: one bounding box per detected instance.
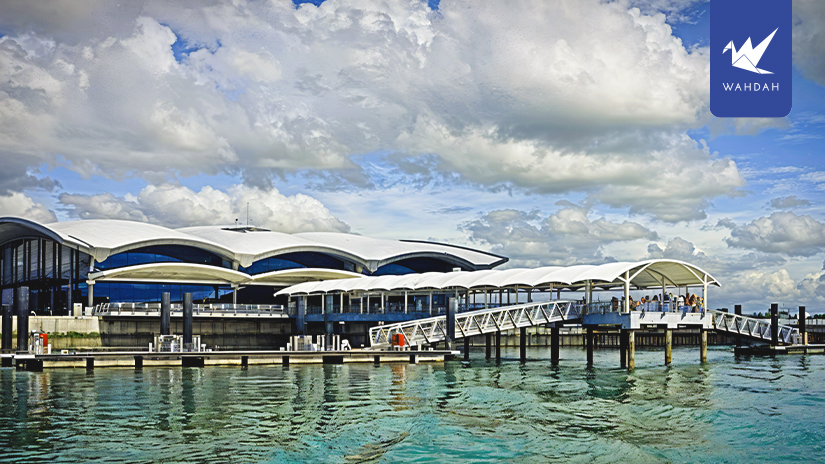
[1,346,824,463]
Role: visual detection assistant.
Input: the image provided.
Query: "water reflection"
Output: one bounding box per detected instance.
[0,348,823,463]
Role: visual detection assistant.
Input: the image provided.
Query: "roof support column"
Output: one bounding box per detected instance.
[484,289,488,309]
[381,292,384,314]
[359,294,363,314]
[86,280,94,308]
[703,280,708,315]
[340,292,344,314]
[587,280,592,305]
[404,291,408,314]
[515,286,519,304]
[662,276,666,312]
[232,284,238,305]
[366,294,370,314]
[624,272,630,313]
[428,291,433,315]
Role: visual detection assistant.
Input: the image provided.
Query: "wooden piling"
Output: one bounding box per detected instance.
[665,329,672,365]
[519,327,527,362]
[550,326,560,365]
[700,330,708,363]
[495,330,501,361]
[485,333,491,360]
[586,327,594,366]
[627,330,635,370]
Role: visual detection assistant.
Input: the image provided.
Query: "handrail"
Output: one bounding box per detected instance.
[368,300,581,349]
[94,302,285,316]
[708,309,800,345]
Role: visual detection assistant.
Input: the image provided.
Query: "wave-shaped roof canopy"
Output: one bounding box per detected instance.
[0,217,506,272]
[276,260,720,295]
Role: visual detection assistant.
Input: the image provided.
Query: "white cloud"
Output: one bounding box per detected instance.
[463,205,657,267]
[725,212,825,257]
[0,0,742,222]
[793,0,825,87]
[58,184,350,233]
[0,192,57,223]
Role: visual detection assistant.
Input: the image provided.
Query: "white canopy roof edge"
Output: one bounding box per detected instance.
[275,259,720,296]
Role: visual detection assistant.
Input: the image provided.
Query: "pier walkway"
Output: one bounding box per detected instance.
[369,303,801,350]
[369,300,581,349]
[708,309,800,345]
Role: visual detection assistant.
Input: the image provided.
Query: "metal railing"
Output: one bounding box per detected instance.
[94,302,286,317]
[708,309,799,345]
[368,300,581,349]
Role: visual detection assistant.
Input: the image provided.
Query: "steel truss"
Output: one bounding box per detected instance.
[708,309,799,345]
[369,300,581,349]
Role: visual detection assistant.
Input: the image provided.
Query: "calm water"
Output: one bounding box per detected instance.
[2,346,824,463]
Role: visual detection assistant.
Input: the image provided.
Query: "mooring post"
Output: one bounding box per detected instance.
[665,329,672,366]
[183,293,193,349]
[134,355,143,370]
[700,329,708,363]
[15,286,30,353]
[619,330,627,369]
[586,327,594,366]
[734,304,742,346]
[485,333,491,360]
[627,330,635,370]
[770,303,779,346]
[1,304,12,351]
[160,292,171,336]
[519,327,527,362]
[799,306,807,345]
[550,325,560,365]
[463,337,470,361]
[495,330,501,361]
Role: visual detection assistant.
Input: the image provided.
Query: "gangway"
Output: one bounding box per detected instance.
[369,300,581,349]
[708,309,799,345]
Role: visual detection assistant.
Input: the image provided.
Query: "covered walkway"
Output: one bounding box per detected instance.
[276,259,720,317]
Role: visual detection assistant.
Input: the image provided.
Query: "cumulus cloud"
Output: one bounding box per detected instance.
[770,195,810,209]
[793,0,825,87]
[58,184,350,233]
[725,212,825,257]
[0,192,57,223]
[463,205,657,267]
[0,0,742,222]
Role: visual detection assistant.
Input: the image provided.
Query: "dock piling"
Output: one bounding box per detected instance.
[734,305,742,346]
[586,327,594,366]
[665,329,672,365]
[495,330,501,362]
[627,330,635,370]
[520,327,527,362]
[770,303,779,346]
[700,330,708,363]
[464,337,470,361]
[1,304,12,351]
[550,326,560,365]
[183,293,193,348]
[15,286,29,353]
[134,355,143,370]
[160,292,171,336]
[800,306,807,345]
[485,333,491,360]
[619,330,628,369]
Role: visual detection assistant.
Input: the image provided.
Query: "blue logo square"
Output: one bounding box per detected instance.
[710,0,792,118]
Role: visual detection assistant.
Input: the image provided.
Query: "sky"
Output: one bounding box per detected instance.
[0,0,824,313]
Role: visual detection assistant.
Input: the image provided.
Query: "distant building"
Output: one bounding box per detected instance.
[0,217,506,314]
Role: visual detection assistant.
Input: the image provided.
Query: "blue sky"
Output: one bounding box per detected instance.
[0,0,824,312]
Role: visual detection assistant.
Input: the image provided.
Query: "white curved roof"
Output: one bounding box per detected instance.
[276,260,720,295]
[0,217,505,272]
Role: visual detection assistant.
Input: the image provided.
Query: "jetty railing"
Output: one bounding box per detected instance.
[94,302,286,317]
[368,300,581,349]
[708,309,799,345]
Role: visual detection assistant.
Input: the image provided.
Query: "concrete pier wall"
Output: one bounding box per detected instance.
[99,316,295,350]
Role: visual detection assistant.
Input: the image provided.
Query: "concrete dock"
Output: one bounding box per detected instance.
[1,349,457,371]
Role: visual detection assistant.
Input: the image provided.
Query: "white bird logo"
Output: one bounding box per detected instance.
[723,28,778,74]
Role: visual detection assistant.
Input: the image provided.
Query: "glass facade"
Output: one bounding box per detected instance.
[0,238,88,314]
